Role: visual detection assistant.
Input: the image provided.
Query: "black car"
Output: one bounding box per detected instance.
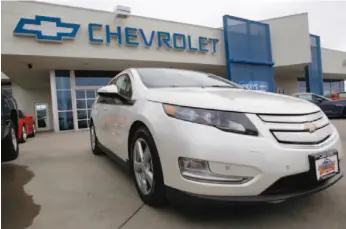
[1,89,19,162]
[293,93,346,118]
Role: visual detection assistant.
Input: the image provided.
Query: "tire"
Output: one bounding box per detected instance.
[90,123,103,155]
[2,120,19,162]
[30,123,36,137]
[130,126,166,207]
[20,126,27,143]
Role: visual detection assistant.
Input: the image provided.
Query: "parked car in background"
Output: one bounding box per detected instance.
[326,92,346,101]
[1,89,19,162]
[90,68,343,207]
[292,93,346,118]
[18,110,36,143]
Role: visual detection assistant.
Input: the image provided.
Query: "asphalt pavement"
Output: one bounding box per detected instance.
[2,119,346,229]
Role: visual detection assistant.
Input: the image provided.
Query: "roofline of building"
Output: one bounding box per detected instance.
[28,1,222,30]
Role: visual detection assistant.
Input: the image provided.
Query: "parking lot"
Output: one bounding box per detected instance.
[2,119,346,229]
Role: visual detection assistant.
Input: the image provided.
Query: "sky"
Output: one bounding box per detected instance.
[35,0,346,51]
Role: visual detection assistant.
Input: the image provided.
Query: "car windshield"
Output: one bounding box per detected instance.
[339,92,346,98]
[137,68,242,89]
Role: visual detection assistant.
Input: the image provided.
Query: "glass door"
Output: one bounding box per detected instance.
[75,89,97,129]
[34,103,49,131]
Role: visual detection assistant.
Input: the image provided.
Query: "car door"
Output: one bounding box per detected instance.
[92,94,110,147]
[105,73,135,160]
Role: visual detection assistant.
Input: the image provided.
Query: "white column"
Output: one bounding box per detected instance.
[70,70,78,131]
[49,70,59,132]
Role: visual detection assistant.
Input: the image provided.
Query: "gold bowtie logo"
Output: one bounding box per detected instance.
[304,123,317,133]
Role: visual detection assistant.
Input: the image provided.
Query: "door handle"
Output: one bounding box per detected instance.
[103,107,108,111]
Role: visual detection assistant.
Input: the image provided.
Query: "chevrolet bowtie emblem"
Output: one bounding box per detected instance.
[13,15,80,42]
[304,123,317,133]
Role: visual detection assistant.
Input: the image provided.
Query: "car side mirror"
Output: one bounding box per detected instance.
[97,85,119,96]
[316,98,323,103]
[97,85,135,105]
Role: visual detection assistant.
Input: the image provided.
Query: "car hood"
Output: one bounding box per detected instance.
[145,88,320,114]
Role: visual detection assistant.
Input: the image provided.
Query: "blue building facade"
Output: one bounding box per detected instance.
[222,15,328,95]
[223,15,275,92]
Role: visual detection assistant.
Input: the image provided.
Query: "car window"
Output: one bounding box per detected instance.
[314,94,330,102]
[137,68,242,89]
[113,74,132,98]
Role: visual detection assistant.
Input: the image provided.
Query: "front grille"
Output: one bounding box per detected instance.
[258,111,332,145]
[261,171,326,195]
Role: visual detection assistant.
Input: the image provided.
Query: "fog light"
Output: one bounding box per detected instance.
[178,158,252,184]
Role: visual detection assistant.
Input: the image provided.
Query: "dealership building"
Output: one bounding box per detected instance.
[1,1,346,133]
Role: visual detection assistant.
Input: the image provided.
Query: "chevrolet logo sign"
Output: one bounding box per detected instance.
[13,15,80,42]
[304,123,317,133]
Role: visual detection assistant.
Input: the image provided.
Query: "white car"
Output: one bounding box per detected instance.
[90,68,343,207]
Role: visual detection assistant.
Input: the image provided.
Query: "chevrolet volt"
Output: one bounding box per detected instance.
[90,68,343,207]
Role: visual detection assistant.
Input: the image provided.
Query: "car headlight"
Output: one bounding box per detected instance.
[163,104,258,136]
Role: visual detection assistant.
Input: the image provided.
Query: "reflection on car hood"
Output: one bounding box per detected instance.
[146,88,320,114]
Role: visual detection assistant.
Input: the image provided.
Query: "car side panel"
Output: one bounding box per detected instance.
[92,101,108,147]
[18,119,24,139]
[26,115,34,134]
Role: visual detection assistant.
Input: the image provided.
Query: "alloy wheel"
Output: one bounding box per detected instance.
[133,138,154,195]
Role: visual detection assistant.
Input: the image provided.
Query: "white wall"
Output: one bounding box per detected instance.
[321,48,346,75]
[1,1,224,66]
[11,84,54,131]
[262,13,311,67]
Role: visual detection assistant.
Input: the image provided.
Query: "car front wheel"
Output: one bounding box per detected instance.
[130,126,166,207]
[2,120,19,162]
[30,123,36,137]
[20,126,27,143]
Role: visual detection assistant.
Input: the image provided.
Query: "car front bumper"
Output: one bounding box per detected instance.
[166,173,343,204]
[148,110,343,198]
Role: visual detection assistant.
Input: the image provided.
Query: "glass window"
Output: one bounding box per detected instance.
[87,99,94,109]
[297,81,306,93]
[58,111,74,131]
[339,92,346,99]
[55,70,71,90]
[78,120,88,129]
[76,90,85,99]
[86,90,96,98]
[76,100,87,109]
[323,82,331,96]
[331,81,341,93]
[57,90,72,111]
[115,74,132,98]
[87,109,92,119]
[137,68,242,89]
[74,70,119,86]
[77,110,88,119]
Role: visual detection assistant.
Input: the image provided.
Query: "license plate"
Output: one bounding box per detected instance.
[312,151,339,181]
